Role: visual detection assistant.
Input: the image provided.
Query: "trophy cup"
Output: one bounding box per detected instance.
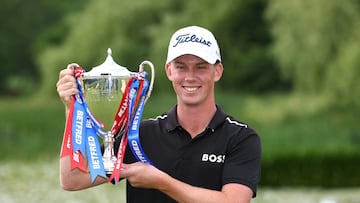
[81,48,155,175]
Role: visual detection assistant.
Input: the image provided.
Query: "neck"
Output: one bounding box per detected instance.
[176,102,217,138]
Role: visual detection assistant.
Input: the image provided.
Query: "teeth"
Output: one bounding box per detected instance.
[184,87,198,92]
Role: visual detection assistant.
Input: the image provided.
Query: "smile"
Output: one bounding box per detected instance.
[183,86,200,92]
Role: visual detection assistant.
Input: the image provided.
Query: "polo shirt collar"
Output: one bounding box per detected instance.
[165,105,227,132]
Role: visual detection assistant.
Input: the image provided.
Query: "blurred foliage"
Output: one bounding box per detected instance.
[1,0,359,109]
[213,0,289,92]
[266,0,360,108]
[0,0,87,96]
[36,0,287,97]
[261,155,360,187]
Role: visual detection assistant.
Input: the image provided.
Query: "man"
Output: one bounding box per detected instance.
[56,25,261,203]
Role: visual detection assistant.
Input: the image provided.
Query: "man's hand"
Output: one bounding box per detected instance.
[121,162,166,189]
[56,63,79,110]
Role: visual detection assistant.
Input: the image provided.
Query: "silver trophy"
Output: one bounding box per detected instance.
[81,48,154,174]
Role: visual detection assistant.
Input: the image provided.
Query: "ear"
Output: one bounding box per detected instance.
[165,63,173,81]
[214,63,224,82]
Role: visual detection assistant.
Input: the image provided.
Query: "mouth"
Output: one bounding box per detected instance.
[183,86,200,92]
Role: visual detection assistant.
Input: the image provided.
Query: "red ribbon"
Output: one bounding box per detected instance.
[60,67,87,172]
[108,78,145,183]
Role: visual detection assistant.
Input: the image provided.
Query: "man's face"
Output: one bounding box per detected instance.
[165,54,223,107]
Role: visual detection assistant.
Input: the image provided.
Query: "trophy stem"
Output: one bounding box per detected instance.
[102,132,116,174]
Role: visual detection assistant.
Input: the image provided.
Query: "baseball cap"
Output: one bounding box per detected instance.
[166,26,221,64]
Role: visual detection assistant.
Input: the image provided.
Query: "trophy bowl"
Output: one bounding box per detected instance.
[82,48,131,132]
[80,48,154,174]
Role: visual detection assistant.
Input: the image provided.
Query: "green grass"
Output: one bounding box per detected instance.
[0,159,126,203]
[0,98,65,160]
[0,160,359,203]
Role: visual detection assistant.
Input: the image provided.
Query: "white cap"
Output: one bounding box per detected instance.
[166,26,221,64]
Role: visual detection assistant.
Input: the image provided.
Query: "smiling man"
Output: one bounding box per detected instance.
[56,25,261,203]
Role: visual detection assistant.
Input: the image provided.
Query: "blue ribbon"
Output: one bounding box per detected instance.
[72,80,87,156]
[72,75,106,181]
[84,101,108,136]
[127,78,153,165]
[86,118,107,181]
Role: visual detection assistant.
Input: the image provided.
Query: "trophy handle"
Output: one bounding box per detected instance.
[138,61,155,104]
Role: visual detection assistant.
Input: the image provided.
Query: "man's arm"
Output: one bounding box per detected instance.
[60,156,107,190]
[122,162,253,203]
[158,173,253,203]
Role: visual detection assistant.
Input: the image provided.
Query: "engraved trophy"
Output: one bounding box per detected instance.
[81,48,154,175]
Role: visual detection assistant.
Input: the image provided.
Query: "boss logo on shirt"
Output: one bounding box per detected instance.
[201,153,225,163]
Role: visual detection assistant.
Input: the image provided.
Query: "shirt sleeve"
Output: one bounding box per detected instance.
[222,127,261,197]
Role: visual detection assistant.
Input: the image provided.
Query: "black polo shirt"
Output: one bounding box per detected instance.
[116,105,261,203]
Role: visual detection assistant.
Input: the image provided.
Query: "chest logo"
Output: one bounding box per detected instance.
[201,153,225,163]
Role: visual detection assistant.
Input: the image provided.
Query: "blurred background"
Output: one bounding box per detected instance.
[0,0,359,202]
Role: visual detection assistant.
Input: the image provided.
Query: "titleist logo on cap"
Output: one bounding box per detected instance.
[172,33,212,48]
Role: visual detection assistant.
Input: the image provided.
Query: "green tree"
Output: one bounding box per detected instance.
[0,0,87,96]
[213,0,288,92]
[37,0,174,97]
[266,0,360,107]
[38,0,284,97]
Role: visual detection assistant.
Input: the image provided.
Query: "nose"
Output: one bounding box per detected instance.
[184,67,197,81]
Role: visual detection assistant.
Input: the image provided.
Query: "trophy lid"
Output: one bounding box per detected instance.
[82,48,131,79]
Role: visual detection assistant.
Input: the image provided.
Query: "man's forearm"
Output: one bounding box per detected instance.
[59,156,107,190]
[156,172,252,203]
